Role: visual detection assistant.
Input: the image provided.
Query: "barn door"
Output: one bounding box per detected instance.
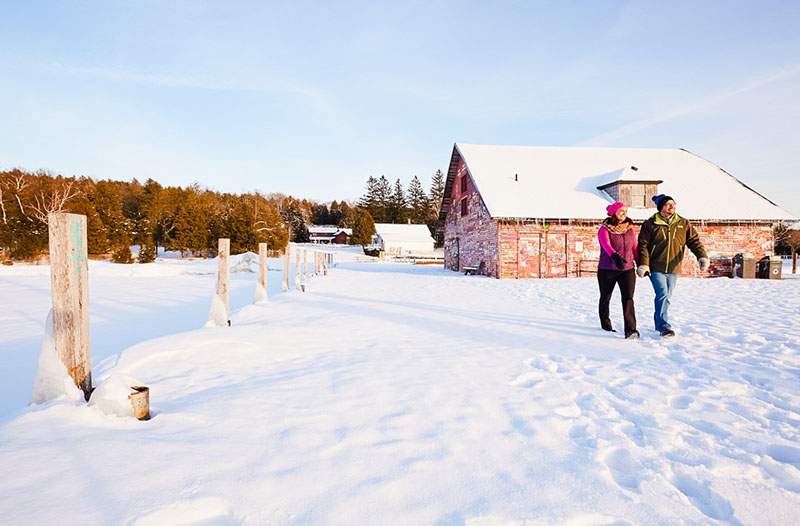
[517,233,542,278]
[545,232,568,278]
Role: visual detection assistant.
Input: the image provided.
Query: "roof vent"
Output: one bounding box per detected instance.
[631,166,638,171]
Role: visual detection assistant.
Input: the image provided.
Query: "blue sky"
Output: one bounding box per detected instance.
[1,1,799,215]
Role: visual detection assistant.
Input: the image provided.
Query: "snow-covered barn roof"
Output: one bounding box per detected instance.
[442,143,796,222]
[308,226,352,235]
[373,223,435,244]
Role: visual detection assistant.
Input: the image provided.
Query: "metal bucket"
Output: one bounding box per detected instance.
[129,386,150,420]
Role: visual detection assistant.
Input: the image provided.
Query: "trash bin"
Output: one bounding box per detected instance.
[757,255,782,279]
[733,253,756,279]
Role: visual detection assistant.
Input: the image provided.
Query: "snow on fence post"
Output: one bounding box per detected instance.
[282,244,291,291]
[295,248,302,290]
[256,242,268,303]
[48,212,93,399]
[218,238,230,325]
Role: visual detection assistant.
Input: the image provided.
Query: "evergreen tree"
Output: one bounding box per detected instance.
[429,169,445,216]
[407,175,429,224]
[252,194,288,251]
[387,179,407,224]
[92,180,127,249]
[68,182,107,255]
[280,198,310,242]
[328,200,343,226]
[119,179,144,244]
[226,196,257,254]
[311,203,331,225]
[339,201,355,227]
[111,244,133,264]
[373,175,390,223]
[358,176,381,223]
[167,186,209,256]
[428,169,446,244]
[140,179,172,253]
[137,244,157,263]
[350,207,375,248]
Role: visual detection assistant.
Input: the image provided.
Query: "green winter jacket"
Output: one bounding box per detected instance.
[637,212,707,274]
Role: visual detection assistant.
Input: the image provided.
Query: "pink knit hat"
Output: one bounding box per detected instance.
[606,201,627,216]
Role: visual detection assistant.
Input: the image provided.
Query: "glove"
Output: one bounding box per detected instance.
[698,257,710,272]
[611,253,626,270]
[636,265,650,278]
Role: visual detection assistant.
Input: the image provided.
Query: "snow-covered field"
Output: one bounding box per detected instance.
[1,250,799,525]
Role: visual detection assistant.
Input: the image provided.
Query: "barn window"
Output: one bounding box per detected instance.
[460,197,468,216]
[629,184,645,207]
[597,179,662,208]
[461,174,468,193]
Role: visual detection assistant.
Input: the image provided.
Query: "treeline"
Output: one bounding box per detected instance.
[0,169,364,260]
[358,170,444,236]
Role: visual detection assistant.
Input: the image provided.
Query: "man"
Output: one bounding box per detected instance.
[637,194,709,337]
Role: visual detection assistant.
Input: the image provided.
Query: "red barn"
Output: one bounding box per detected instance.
[438,143,796,278]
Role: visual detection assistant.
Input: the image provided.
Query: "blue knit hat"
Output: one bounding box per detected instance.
[652,194,674,211]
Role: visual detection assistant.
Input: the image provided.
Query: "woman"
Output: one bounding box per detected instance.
[597,202,639,339]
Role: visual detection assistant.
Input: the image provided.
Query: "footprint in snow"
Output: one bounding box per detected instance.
[525,356,568,374]
[759,454,800,493]
[670,395,694,409]
[766,444,800,465]
[670,471,742,525]
[569,422,598,448]
[600,447,641,492]
[554,403,582,418]
[130,498,238,526]
[759,445,800,493]
[508,371,544,388]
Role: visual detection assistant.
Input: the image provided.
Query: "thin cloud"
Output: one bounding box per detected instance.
[580,64,800,146]
[49,62,319,99]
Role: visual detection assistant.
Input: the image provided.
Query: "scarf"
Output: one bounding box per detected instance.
[602,218,631,235]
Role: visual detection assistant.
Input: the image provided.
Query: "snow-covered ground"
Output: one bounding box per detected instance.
[0,251,798,525]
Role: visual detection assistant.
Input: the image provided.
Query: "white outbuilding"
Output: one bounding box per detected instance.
[372,223,435,255]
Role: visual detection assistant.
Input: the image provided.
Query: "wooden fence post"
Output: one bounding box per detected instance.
[314,251,319,275]
[323,252,328,275]
[218,238,230,324]
[282,244,291,291]
[295,248,301,289]
[258,242,268,302]
[48,212,92,399]
[303,249,308,281]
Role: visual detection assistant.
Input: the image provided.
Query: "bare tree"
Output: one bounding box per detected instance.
[0,178,6,225]
[10,171,29,219]
[0,170,34,224]
[29,178,81,224]
[775,221,800,274]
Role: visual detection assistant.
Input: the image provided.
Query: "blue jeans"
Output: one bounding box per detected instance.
[649,272,678,331]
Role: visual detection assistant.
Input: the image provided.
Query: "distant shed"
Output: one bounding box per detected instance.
[372,223,435,255]
[309,226,352,244]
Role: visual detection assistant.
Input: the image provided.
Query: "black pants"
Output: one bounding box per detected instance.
[597,268,637,333]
